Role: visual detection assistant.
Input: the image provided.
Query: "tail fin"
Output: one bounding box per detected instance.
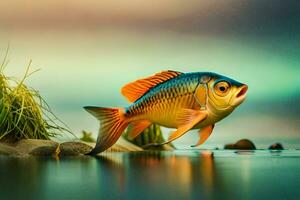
[84,106,129,155]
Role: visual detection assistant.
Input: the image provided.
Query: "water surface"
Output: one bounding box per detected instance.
[1,150,300,200]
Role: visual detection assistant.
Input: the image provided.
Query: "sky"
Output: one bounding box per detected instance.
[0,0,299,148]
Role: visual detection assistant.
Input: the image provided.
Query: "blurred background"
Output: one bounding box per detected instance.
[0,0,299,149]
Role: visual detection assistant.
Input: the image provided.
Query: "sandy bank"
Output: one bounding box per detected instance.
[0,137,143,156]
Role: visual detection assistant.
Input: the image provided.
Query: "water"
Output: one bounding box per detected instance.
[1,150,300,200]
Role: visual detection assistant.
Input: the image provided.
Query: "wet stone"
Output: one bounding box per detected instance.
[16,139,58,154]
[224,139,256,150]
[269,143,284,150]
[60,142,93,156]
[30,146,58,156]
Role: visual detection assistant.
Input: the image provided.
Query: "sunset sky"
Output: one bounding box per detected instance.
[0,0,299,148]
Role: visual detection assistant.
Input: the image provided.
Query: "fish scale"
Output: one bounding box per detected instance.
[125,73,200,125]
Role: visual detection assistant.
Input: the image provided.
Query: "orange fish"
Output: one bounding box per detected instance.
[84,70,248,154]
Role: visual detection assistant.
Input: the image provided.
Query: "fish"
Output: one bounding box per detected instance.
[84,70,248,155]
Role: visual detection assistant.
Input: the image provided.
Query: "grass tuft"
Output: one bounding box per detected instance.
[80,130,95,143]
[0,48,72,143]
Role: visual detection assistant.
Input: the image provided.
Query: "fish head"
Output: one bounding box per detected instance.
[205,73,248,117]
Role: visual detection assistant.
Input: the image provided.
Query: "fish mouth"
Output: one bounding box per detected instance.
[231,85,248,106]
[237,85,248,98]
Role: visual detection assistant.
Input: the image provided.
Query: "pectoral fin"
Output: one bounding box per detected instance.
[144,109,207,147]
[191,124,214,147]
[127,120,152,140]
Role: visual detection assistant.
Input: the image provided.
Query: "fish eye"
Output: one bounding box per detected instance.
[214,81,230,96]
[219,86,226,92]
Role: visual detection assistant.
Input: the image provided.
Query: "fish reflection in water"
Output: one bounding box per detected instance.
[1,151,299,200]
[96,151,217,199]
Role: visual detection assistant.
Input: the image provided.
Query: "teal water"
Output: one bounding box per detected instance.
[1,150,300,200]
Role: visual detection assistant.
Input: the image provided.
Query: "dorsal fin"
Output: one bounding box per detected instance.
[121,70,183,102]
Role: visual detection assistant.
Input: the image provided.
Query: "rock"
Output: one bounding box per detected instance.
[30,146,58,156]
[60,142,93,156]
[0,139,59,156]
[16,139,59,155]
[0,143,19,155]
[224,139,256,150]
[269,143,284,150]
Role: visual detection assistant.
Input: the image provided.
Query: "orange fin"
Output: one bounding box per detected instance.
[84,106,129,155]
[168,109,208,142]
[191,124,214,147]
[144,109,207,147]
[127,120,152,140]
[176,108,208,127]
[121,70,183,102]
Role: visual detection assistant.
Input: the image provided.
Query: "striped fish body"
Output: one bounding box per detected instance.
[125,73,201,128]
[84,70,248,155]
